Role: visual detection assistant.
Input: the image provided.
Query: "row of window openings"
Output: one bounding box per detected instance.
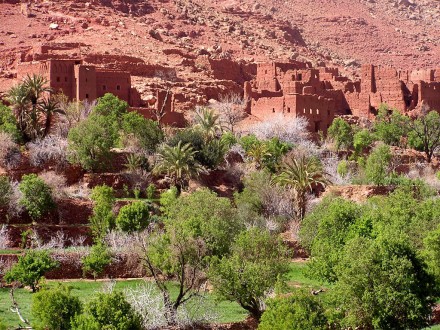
[55,77,121,90]
[271,108,329,115]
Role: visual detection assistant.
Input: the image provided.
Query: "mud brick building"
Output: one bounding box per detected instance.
[245,62,440,131]
[17,59,138,106]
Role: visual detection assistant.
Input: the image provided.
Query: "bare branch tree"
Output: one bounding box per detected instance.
[213,93,247,133]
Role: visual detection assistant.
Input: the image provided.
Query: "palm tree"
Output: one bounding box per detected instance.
[247,142,271,169]
[274,155,328,220]
[38,97,65,137]
[22,74,51,106]
[153,141,204,190]
[193,107,224,139]
[7,83,30,134]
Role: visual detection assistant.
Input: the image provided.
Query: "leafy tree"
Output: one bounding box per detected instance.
[7,82,29,135]
[159,186,178,216]
[0,102,21,142]
[300,197,361,283]
[141,189,241,325]
[19,174,55,220]
[274,155,328,220]
[332,237,436,329]
[263,138,292,172]
[165,189,242,257]
[0,319,6,330]
[373,104,409,146]
[121,111,163,151]
[423,224,440,284]
[32,284,82,330]
[209,228,289,320]
[258,290,327,330]
[353,128,374,156]
[153,141,203,190]
[74,291,141,330]
[4,250,58,292]
[93,93,128,122]
[365,143,391,185]
[89,185,115,242]
[337,160,349,177]
[81,244,111,279]
[328,117,353,151]
[408,110,440,163]
[246,141,271,169]
[67,114,119,171]
[116,201,152,233]
[239,134,260,153]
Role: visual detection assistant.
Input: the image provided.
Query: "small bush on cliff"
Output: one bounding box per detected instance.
[31,284,82,330]
[82,243,111,279]
[89,185,115,242]
[4,250,58,292]
[72,291,141,330]
[19,174,55,220]
[116,201,152,233]
[258,290,327,330]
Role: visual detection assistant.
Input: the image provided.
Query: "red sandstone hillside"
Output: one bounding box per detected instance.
[0,0,439,106]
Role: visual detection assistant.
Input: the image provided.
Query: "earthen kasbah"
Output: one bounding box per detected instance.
[14,45,440,133]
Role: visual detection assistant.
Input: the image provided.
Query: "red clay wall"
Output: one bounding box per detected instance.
[96,69,131,103]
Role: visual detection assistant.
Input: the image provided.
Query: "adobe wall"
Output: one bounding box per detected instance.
[420,82,440,110]
[48,60,77,99]
[74,65,97,101]
[95,69,131,102]
[16,61,50,81]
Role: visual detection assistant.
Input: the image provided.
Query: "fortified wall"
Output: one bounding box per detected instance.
[245,62,440,132]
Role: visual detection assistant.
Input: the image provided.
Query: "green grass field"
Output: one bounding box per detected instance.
[0,279,248,329]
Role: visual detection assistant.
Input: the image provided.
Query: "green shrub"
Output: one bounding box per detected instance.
[4,250,58,292]
[373,104,408,146]
[239,134,259,152]
[116,201,151,233]
[353,129,374,155]
[82,244,111,279]
[93,93,128,121]
[365,143,391,185]
[67,114,118,171]
[146,183,156,200]
[0,102,21,142]
[209,228,289,320]
[89,185,115,242]
[437,171,440,181]
[32,285,82,330]
[0,176,12,207]
[70,314,100,330]
[328,118,353,151]
[337,160,349,178]
[121,112,163,151]
[19,174,55,220]
[76,291,141,330]
[259,290,327,330]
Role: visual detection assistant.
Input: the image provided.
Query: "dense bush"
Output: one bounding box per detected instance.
[93,93,128,121]
[373,104,408,146]
[0,176,12,208]
[209,228,289,320]
[121,112,163,151]
[258,290,327,330]
[67,114,118,171]
[4,250,58,292]
[19,174,55,220]
[116,201,152,233]
[81,244,111,279]
[73,291,142,330]
[364,143,391,185]
[353,129,374,156]
[0,102,21,142]
[89,185,115,242]
[328,117,353,151]
[31,285,82,330]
